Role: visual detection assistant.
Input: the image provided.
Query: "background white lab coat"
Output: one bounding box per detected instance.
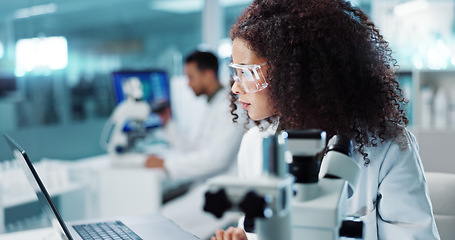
[161,88,245,180]
[237,122,440,240]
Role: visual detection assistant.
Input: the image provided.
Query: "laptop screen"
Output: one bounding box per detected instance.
[3,134,73,240]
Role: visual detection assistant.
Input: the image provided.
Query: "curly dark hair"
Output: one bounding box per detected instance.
[229,0,409,164]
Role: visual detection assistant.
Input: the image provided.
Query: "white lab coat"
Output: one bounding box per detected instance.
[237,121,440,240]
[160,88,245,180]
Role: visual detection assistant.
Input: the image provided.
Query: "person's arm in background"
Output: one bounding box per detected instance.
[376,130,440,239]
[144,104,197,169]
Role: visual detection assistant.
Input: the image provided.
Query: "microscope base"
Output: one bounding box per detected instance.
[291,178,348,240]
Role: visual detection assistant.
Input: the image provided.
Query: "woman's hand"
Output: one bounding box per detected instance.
[211,227,247,240]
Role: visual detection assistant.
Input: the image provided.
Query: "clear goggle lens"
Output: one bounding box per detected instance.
[229,62,268,93]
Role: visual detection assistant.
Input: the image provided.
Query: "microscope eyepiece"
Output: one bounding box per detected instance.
[285,129,326,140]
[284,129,326,184]
[326,135,353,157]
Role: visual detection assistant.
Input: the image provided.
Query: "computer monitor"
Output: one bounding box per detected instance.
[112,70,171,108]
[0,74,16,97]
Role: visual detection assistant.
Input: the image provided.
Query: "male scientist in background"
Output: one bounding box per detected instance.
[145,51,245,181]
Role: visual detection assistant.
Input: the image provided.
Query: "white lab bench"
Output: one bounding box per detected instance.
[0,154,240,240]
[59,154,165,219]
[0,154,165,234]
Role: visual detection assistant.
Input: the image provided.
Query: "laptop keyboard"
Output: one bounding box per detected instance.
[73,221,143,240]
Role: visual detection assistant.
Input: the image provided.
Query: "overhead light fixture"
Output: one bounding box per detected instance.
[150,0,251,14]
[14,3,57,19]
[394,0,428,17]
[220,0,252,7]
[150,0,203,14]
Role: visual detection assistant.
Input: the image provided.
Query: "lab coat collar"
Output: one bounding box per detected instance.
[207,86,224,103]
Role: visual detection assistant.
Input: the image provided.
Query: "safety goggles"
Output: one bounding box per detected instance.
[229,62,268,93]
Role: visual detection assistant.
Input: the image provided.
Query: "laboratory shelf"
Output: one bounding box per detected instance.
[3,182,85,208]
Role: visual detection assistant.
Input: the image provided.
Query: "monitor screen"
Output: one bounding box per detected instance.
[0,75,16,97]
[112,70,171,107]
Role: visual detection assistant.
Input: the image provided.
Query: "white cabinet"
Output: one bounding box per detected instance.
[400,70,455,173]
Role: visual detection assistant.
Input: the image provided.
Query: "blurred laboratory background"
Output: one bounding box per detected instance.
[1,0,455,238]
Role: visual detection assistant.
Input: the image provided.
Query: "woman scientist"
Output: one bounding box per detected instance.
[211,0,440,239]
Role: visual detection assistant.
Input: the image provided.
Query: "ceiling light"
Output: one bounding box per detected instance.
[14,3,57,19]
[220,0,252,7]
[394,0,428,17]
[150,0,251,14]
[150,0,203,14]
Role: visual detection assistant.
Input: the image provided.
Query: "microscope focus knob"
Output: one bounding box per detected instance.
[115,145,125,153]
[339,218,363,239]
[239,191,272,219]
[203,189,232,218]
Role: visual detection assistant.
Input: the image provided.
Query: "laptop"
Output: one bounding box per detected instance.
[3,134,199,240]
